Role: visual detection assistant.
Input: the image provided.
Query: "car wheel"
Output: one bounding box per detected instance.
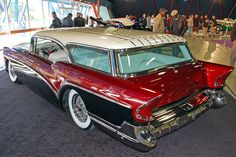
[8,61,19,83]
[68,89,93,130]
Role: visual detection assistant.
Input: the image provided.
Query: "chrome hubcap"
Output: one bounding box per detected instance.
[72,95,88,123]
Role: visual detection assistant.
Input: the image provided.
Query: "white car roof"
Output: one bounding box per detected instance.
[34,27,186,50]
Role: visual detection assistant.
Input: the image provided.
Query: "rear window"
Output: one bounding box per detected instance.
[117,44,193,74]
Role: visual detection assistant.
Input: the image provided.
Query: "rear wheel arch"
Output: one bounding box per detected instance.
[7,60,20,83]
[59,85,93,130]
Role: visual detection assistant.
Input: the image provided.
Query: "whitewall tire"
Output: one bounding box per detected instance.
[68,89,93,130]
[8,61,18,83]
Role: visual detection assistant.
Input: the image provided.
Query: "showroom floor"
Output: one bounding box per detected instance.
[0,34,236,157]
[0,71,236,157]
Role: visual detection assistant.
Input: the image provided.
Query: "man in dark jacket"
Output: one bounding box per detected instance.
[230,21,236,66]
[62,13,73,27]
[74,13,85,27]
[139,13,147,30]
[50,12,62,28]
[170,10,187,36]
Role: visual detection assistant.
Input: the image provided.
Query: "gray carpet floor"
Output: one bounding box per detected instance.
[0,71,236,157]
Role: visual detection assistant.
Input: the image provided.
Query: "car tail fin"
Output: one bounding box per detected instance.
[135,94,163,122]
[200,61,234,88]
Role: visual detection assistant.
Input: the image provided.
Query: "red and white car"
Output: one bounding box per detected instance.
[3,28,233,151]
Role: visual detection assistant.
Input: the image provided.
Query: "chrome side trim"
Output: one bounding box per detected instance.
[88,112,138,143]
[59,81,132,109]
[5,56,59,98]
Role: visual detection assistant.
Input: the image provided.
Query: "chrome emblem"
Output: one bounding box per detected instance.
[179,103,194,111]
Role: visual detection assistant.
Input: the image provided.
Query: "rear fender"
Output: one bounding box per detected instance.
[199,61,234,89]
[134,94,163,122]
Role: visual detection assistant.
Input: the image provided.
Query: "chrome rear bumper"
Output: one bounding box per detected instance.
[150,99,213,139]
[91,98,213,152]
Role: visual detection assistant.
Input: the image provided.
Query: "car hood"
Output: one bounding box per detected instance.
[125,62,205,108]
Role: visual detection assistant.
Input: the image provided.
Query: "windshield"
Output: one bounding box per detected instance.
[117,44,193,74]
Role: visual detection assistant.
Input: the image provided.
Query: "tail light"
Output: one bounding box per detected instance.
[214,72,231,87]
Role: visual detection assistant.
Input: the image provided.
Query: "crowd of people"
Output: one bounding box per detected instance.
[50,12,86,28]
[48,10,235,66]
[138,8,218,37]
[50,9,219,38]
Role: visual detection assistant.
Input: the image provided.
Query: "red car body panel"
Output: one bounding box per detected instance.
[126,62,205,107]
[4,48,234,123]
[52,60,233,122]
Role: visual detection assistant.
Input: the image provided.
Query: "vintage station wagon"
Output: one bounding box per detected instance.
[3,28,233,151]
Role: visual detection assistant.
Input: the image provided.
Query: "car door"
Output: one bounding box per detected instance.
[25,37,69,104]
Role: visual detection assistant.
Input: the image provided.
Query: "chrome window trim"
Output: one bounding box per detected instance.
[109,49,118,77]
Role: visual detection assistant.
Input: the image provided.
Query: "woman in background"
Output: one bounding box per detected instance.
[146,14,151,31]
[150,14,155,31]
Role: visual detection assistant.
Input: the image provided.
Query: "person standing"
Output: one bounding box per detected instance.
[62,13,73,27]
[170,10,187,36]
[202,15,209,37]
[199,15,204,30]
[188,15,194,36]
[193,14,199,33]
[230,21,236,66]
[74,13,85,27]
[50,12,62,28]
[150,14,155,31]
[166,14,172,33]
[146,14,151,31]
[153,8,167,34]
[139,13,147,30]
[209,15,217,36]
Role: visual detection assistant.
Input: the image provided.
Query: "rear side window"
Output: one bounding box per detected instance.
[66,45,111,74]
